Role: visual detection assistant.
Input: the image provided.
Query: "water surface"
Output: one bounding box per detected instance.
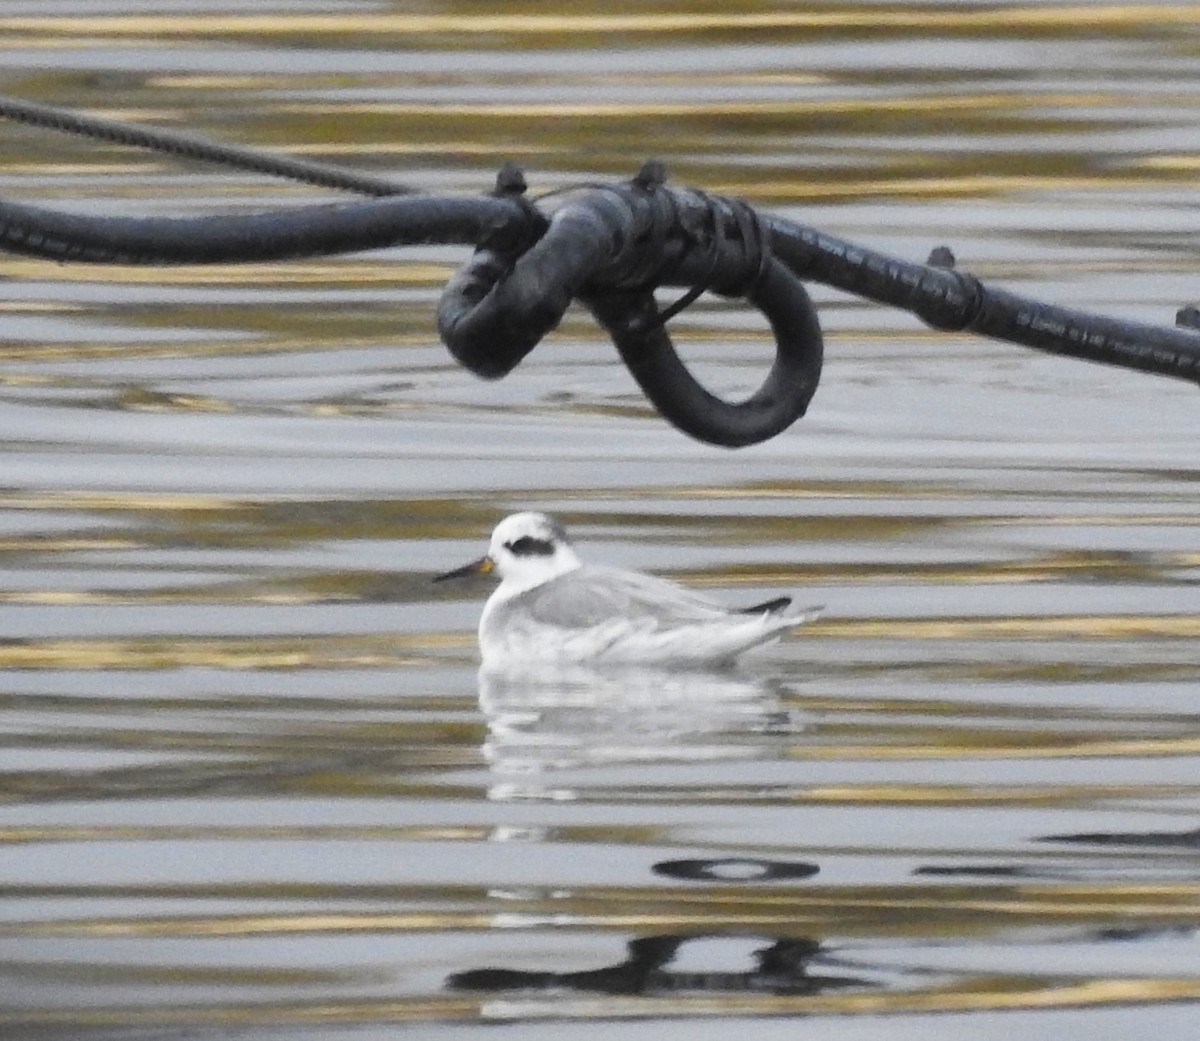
[1,3,1199,1038]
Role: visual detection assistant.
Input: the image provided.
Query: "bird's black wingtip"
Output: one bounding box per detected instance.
[738,595,793,616]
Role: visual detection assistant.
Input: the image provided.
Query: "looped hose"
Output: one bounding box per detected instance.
[438,167,824,445]
[583,180,820,447]
[586,255,823,448]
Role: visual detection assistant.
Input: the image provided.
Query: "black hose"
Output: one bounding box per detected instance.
[768,218,1200,386]
[0,193,521,265]
[0,89,1196,447]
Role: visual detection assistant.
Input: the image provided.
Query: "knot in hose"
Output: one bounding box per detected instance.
[437,162,824,447]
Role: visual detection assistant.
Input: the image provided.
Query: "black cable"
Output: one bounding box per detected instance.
[0,94,417,197]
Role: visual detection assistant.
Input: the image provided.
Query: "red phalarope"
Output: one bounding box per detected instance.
[434,512,822,669]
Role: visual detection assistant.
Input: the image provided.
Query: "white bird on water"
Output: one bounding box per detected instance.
[434,512,822,669]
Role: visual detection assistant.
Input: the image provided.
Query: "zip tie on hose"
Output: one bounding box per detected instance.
[622,160,712,323]
[918,245,985,331]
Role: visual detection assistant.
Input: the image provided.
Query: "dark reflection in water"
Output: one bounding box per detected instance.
[449,932,866,997]
[1040,826,1200,850]
[653,857,820,882]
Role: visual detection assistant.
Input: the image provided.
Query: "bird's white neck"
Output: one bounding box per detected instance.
[493,545,581,599]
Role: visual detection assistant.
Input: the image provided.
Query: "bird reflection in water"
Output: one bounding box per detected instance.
[460,669,849,1000]
[476,664,806,786]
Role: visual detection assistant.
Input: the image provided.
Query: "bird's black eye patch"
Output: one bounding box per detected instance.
[506,535,555,557]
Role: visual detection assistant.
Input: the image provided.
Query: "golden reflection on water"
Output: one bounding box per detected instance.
[7,979,1200,1032]
[8,880,1200,939]
[0,634,448,669]
[3,7,1198,36]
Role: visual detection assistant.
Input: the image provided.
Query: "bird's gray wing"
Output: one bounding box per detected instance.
[513,565,728,629]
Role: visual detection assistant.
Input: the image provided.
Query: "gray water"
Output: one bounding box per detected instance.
[2,4,1200,1038]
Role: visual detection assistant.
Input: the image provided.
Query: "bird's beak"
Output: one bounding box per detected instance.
[432,556,494,583]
